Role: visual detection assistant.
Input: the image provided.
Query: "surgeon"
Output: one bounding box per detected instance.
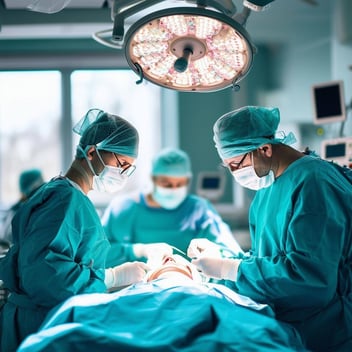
[0,108,149,351]
[0,169,45,310]
[0,168,45,253]
[188,106,352,352]
[102,147,242,268]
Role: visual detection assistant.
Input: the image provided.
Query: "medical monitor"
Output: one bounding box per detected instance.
[312,80,346,125]
[196,171,225,202]
[321,136,352,167]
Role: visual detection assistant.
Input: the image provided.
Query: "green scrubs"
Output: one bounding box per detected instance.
[0,177,110,351]
[231,156,352,351]
[102,193,238,267]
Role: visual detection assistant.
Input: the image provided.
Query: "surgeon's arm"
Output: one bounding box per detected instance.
[191,256,242,281]
[196,200,244,257]
[234,176,347,308]
[101,197,140,266]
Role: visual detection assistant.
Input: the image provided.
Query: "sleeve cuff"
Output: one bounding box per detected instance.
[132,243,144,258]
[104,268,115,289]
[221,258,242,281]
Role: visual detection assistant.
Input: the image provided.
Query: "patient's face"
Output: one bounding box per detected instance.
[146,254,203,283]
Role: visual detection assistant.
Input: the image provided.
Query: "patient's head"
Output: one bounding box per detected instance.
[146,254,203,283]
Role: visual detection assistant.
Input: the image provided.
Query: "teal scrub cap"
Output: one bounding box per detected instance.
[19,169,44,197]
[213,106,295,159]
[74,108,139,158]
[152,148,192,177]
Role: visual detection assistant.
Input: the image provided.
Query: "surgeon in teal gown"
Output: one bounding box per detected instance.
[102,147,242,267]
[189,106,352,351]
[0,109,148,351]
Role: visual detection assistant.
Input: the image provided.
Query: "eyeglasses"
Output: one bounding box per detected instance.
[113,154,136,177]
[222,153,249,172]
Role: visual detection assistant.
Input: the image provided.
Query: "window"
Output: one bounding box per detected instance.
[0,71,61,206]
[0,69,162,212]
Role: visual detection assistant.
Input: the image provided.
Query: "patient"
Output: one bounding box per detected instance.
[147,255,193,280]
[108,253,202,292]
[18,253,308,352]
[145,254,204,283]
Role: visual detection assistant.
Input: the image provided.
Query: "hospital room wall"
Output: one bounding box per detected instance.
[252,0,352,150]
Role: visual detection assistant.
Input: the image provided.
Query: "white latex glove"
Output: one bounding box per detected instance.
[191,257,242,281]
[105,261,150,289]
[133,243,173,260]
[187,238,222,259]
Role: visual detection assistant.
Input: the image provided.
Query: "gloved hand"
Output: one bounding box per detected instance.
[191,257,242,281]
[133,243,173,260]
[187,238,222,259]
[104,261,150,289]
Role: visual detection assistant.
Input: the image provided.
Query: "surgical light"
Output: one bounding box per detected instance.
[123,7,254,92]
[92,0,277,92]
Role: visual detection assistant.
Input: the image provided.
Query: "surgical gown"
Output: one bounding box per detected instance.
[0,177,110,351]
[229,155,352,351]
[102,193,240,267]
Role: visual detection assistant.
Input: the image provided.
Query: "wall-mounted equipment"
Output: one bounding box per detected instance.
[196,170,226,202]
[312,80,346,125]
[321,136,352,168]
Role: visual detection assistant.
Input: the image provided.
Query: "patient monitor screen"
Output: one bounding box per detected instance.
[325,143,346,159]
[196,171,225,202]
[315,85,342,118]
[201,176,221,189]
[312,80,346,124]
[321,137,352,167]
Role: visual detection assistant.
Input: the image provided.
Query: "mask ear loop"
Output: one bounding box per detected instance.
[250,151,259,177]
[253,147,274,178]
[95,148,107,170]
[80,145,99,177]
[268,146,275,178]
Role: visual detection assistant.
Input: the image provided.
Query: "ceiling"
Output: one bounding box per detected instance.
[0,0,111,39]
[2,0,106,9]
[0,0,332,41]
[0,0,336,71]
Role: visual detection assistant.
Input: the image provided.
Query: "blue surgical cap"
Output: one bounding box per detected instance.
[19,169,44,197]
[74,109,139,158]
[213,106,285,159]
[152,148,192,177]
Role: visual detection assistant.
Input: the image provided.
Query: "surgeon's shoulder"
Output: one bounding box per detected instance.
[293,156,341,185]
[185,194,216,210]
[41,177,84,202]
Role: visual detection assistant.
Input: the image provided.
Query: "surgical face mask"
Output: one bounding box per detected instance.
[92,165,128,193]
[152,185,188,209]
[232,153,274,190]
[85,148,128,193]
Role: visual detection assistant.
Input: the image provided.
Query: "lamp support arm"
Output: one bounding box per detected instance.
[111,0,165,40]
[189,0,237,16]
